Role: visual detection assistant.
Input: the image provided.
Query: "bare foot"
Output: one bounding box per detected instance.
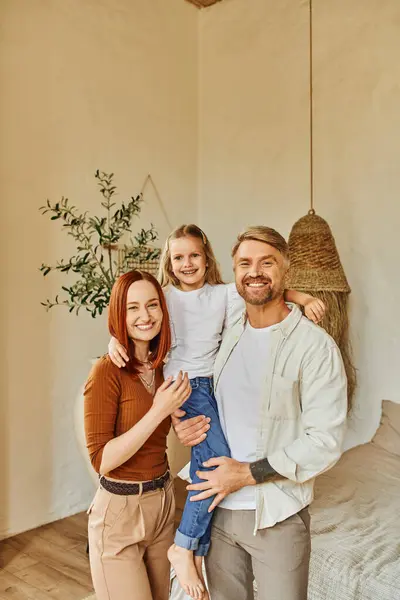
[168,544,205,599]
[194,555,209,600]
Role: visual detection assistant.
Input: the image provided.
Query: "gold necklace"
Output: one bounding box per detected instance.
[138,369,156,391]
[136,352,155,391]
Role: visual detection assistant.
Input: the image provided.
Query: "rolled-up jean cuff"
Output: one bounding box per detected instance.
[174,530,199,551]
[194,542,210,557]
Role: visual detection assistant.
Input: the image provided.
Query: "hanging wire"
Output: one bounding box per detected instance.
[140,174,173,230]
[308,0,315,216]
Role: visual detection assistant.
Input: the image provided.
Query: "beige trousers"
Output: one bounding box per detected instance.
[88,478,175,600]
[205,507,311,600]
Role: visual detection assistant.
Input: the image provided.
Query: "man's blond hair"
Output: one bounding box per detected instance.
[231,226,290,266]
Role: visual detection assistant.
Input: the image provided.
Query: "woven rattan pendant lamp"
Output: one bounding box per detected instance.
[285,0,356,408]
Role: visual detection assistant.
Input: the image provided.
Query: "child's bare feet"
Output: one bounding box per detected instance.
[168,544,205,599]
[194,555,209,600]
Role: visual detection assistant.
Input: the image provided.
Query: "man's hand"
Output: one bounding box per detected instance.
[187,457,255,512]
[171,409,210,447]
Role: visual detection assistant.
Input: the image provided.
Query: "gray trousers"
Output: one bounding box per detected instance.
[205,507,311,600]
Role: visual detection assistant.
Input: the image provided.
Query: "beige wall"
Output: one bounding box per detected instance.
[0,0,198,538]
[199,0,400,447]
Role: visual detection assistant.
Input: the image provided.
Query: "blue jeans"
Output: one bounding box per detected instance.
[174,377,231,556]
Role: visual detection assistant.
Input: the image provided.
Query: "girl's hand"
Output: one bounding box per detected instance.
[153,372,192,419]
[303,297,326,324]
[108,337,129,368]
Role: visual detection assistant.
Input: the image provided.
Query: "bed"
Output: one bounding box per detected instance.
[308,400,400,600]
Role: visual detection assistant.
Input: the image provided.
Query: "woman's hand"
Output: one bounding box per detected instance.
[108,337,129,368]
[152,372,192,420]
[303,297,326,324]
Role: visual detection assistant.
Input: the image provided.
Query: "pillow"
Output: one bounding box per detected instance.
[371,400,400,456]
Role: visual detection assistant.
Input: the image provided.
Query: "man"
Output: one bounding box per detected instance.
[172,225,348,600]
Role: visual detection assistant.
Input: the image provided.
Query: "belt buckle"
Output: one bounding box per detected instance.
[154,475,163,491]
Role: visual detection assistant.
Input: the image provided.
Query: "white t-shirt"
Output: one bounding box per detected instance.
[163,283,243,381]
[216,321,273,510]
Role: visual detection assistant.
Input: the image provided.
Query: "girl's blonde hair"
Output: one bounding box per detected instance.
[158,224,224,288]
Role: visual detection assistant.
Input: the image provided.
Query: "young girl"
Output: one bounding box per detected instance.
[109,224,325,600]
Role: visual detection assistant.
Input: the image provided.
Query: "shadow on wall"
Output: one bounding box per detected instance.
[0,204,9,540]
[0,320,8,541]
[0,202,54,542]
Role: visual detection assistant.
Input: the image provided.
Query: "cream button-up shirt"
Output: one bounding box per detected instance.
[214,303,348,533]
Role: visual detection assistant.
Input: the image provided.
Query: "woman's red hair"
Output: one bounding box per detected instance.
[108,270,171,375]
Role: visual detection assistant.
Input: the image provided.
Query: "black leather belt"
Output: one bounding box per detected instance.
[99,471,170,496]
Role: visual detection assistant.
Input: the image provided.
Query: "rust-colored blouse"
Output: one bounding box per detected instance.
[84,356,171,481]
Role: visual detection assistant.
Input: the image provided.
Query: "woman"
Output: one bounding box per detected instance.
[84,270,191,600]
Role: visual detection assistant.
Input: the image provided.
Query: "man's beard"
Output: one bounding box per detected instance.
[236,276,281,306]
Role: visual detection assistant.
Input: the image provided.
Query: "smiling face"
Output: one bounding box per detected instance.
[234,240,287,306]
[125,279,163,344]
[169,235,208,291]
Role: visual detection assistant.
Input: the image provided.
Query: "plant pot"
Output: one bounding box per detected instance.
[166,428,191,478]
